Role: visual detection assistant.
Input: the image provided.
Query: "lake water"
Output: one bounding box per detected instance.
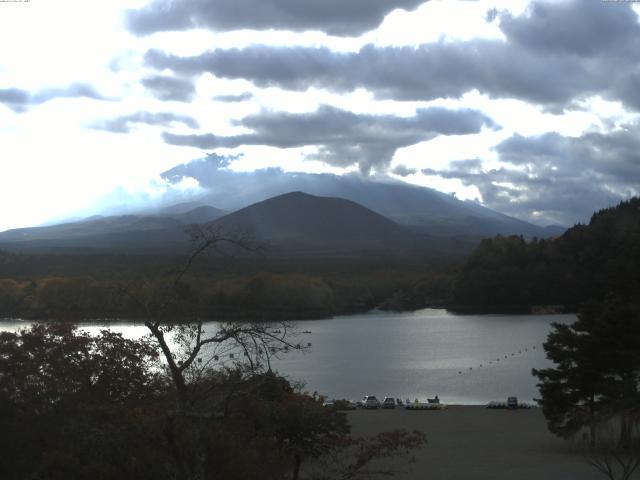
[1,309,575,405]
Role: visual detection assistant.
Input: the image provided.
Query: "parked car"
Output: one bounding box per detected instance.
[382,397,396,409]
[362,395,380,409]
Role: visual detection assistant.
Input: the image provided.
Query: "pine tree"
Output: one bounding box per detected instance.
[533,298,640,446]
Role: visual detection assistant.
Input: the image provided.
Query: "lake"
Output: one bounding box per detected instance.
[1,309,574,405]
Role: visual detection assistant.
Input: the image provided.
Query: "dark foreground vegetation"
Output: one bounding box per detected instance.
[0,323,425,480]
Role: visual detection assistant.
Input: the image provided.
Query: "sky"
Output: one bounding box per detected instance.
[1,0,639,232]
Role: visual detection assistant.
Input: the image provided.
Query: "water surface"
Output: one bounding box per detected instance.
[1,309,574,404]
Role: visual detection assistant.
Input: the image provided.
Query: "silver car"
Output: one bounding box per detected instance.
[362,395,380,409]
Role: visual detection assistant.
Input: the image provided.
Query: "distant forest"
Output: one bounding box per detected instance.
[0,198,638,321]
[0,254,455,321]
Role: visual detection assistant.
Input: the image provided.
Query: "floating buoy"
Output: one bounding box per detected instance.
[307,342,312,347]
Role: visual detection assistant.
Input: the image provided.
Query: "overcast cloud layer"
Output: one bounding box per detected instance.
[1,0,639,231]
[163,105,495,174]
[126,0,428,37]
[132,0,640,226]
[141,0,640,110]
[424,123,640,225]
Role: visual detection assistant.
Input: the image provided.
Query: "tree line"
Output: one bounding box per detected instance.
[451,197,640,312]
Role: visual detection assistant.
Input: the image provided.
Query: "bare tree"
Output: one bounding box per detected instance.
[115,225,306,480]
[116,225,303,407]
[112,225,427,480]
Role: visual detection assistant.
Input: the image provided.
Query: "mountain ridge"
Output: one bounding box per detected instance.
[0,187,563,257]
[159,165,565,238]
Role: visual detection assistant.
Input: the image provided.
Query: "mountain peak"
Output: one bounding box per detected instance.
[211,190,413,255]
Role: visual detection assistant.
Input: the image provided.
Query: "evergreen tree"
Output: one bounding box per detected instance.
[533,298,640,446]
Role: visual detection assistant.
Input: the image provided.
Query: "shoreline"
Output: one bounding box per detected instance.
[0,305,576,325]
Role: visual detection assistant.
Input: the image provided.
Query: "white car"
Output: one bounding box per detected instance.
[362,395,380,409]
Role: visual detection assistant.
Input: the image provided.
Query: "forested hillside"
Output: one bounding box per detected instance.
[451,198,640,313]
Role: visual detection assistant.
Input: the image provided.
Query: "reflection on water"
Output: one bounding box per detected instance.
[0,309,574,404]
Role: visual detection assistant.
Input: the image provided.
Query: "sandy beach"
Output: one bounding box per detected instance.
[347,406,617,480]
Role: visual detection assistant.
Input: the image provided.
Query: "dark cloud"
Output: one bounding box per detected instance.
[143,40,605,108]
[212,92,254,102]
[391,165,417,177]
[126,0,427,37]
[142,0,640,110]
[423,125,640,226]
[0,88,30,112]
[0,83,106,113]
[91,111,199,133]
[162,104,496,174]
[499,0,640,57]
[141,75,196,102]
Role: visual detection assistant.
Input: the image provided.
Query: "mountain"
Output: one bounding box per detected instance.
[0,205,226,254]
[0,192,474,257]
[0,176,563,257]
[159,163,565,238]
[154,201,209,215]
[210,191,419,255]
[170,205,227,224]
